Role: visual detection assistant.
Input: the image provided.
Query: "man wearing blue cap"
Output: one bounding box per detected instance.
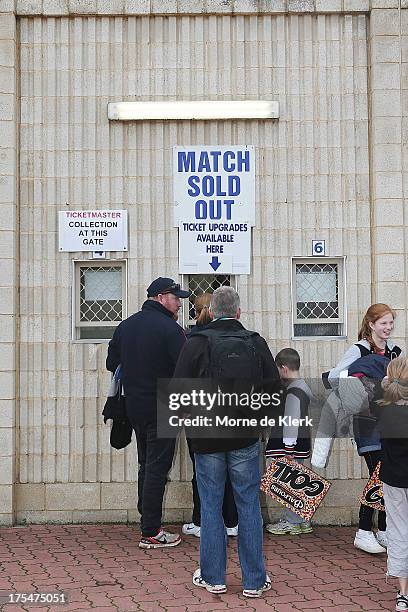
[107,277,190,549]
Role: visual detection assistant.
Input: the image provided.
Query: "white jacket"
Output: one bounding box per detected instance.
[311,376,368,468]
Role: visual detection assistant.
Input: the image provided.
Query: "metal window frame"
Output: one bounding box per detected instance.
[181,274,237,328]
[290,256,347,340]
[72,259,128,343]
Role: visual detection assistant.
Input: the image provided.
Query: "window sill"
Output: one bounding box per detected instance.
[291,336,348,341]
[71,339,111,344]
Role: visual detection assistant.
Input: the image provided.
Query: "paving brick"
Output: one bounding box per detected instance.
[270,605,296,612]
[297,601,337,609]
[0,525,396,611]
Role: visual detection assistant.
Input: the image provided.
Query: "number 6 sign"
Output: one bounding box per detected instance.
[312,240,325,256]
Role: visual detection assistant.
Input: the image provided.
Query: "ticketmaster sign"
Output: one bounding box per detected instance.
[174,146,255,274]
[58,210,128,252]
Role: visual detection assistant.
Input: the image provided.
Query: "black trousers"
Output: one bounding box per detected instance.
[133,419,176,537]
[187,438,238,528]
[359,449,386,532]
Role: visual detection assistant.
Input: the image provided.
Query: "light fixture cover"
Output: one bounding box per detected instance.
[107,100,279,121]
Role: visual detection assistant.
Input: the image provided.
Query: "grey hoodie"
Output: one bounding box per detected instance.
[283,379,314,447]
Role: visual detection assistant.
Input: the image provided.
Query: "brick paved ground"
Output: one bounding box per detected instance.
[0,524,397,612]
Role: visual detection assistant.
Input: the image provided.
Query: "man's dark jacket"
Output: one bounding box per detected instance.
[173,318,280,454]
[106,299,186,423]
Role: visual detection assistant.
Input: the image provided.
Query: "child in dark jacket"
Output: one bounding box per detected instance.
[373,356,408,612]
[265,348,313,535]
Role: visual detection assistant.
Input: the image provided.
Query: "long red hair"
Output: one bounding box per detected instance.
[358,303,396,351]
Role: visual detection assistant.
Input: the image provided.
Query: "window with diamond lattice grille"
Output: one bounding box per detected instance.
[74,262,126,341]
[184,275,235,328]
[292,258,345,337]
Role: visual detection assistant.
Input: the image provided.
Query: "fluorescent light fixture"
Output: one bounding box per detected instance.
[107,100,279,121]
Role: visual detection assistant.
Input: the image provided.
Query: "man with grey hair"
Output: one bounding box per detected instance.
[173,286,280,598]
[210,285,240,318]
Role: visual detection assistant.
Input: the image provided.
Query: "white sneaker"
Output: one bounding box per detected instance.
[266,520,303,535]
[226,525,238,536]
[243,574,272,598]
[139,529,181,549]
[376,530,387,548]
[396,591,408,611]
[354,529,386,554]
[192,568,227,594]
[182,522,201,537]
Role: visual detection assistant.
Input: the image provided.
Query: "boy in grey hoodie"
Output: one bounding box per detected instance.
[265,348,314,535]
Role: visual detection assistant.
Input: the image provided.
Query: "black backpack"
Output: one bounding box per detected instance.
[196,328,263,381]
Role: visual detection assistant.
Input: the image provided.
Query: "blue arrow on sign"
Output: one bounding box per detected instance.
[210,256,221,271]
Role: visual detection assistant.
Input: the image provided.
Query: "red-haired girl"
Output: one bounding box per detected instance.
[328,304,402,554]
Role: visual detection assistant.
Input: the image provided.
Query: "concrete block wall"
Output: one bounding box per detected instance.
[369,7,408,343]
[0,1,407,525]
[0,2,17,526]
[14,476,368,526]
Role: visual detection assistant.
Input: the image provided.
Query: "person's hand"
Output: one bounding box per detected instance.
[285,454,294,461]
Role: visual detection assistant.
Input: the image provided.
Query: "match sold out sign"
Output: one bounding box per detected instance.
[260,457,331,521]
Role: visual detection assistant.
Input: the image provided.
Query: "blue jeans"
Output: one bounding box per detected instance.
[194,441,266,590]
[187,437,238,528]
